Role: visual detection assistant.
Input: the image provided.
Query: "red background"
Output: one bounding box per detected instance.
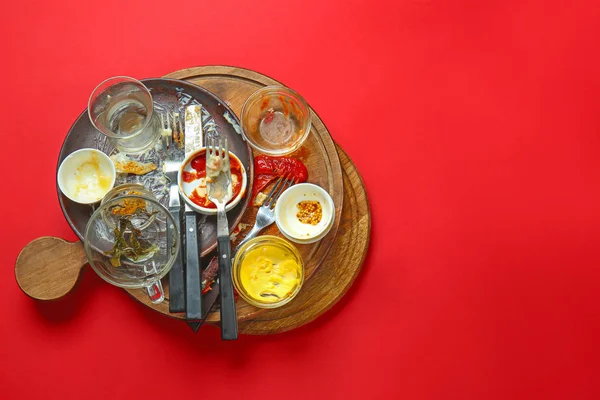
[2,1,599,398]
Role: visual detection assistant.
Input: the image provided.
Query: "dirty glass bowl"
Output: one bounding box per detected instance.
[100,183,157,230]
[240,86,311,155]
[232,235,304,308]
[84,194,179,303]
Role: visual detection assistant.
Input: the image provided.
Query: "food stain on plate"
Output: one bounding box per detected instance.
[110,153,157,175]
[223,110,243,136]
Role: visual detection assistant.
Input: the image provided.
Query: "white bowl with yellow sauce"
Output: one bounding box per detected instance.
[232,235,304,308]
[274,183,335,244]
[57,148,116,204]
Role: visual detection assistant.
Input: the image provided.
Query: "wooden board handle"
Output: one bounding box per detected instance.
[15,237,88,301]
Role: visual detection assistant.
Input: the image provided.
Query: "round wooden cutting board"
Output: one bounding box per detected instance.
[124,66,345,323]
[14,66,370,335]
[238,145,370,334]
[162,66,370,333]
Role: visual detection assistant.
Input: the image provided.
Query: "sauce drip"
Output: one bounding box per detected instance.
[279,95,289,117]
[182,171,203,183]
[260,97,270,111]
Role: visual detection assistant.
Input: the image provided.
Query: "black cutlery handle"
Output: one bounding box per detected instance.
[185,213,202,321]
[168,207,185,313]
[218,235,238,340]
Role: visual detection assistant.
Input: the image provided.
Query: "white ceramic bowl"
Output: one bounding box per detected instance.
[274,183,335,244]
[57,148,116,204]
[178,147,248,215]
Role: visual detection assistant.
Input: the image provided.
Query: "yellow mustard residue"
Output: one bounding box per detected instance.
[73,153,112,200]
[239,244,302,304]
[98,174,113,191]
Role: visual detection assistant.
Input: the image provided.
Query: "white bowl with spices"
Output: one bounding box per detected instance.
[274,183,335,244]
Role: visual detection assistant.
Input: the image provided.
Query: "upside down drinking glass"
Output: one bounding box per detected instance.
[88,76,160,154]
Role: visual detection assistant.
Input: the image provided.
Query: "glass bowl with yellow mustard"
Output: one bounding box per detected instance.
[232,235,304,308]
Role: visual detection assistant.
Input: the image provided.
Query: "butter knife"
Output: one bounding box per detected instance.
[165,113,185,313]
[184,105,204,321]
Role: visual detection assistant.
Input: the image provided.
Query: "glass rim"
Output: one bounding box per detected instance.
[240,85,312,156]
[100,183,155,207]
[87,76,155,140]
[83,194,179,289]
[232,235,305,308]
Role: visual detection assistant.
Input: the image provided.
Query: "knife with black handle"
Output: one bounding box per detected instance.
[183,105,205,322]
[165,158,185,313]
[218,233,238,340]
[185,212,202,321]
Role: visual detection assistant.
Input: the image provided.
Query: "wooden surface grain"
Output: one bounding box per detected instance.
[238,145,370,334]
[15,237,87,301]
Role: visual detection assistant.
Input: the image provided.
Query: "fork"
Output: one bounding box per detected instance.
[160,112,172,149]
[161,111,184,151]
[235,176,294,252]
[205,136,238,340]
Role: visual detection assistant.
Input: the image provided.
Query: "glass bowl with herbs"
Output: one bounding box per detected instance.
[84,194,179,303]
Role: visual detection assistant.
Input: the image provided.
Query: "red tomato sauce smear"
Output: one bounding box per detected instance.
[186,152,244,209]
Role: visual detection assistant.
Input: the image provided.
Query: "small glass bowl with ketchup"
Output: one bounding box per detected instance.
[178,147,248,215]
